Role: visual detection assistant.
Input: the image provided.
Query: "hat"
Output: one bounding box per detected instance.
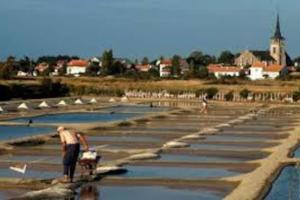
[57,126,65,132]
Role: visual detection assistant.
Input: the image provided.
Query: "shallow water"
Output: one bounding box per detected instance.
[119,165,240,179]
[88,136,160,142]
[205,135,265,142]
[293,147,300,158]
[190,143,260,151]
[0,168,60,179]
[0,154,61,164]
[160,154,247,163]
[264,166,300,200]
[11,112,139,124]
[101,105,170,113]
[0,125,54,141]
[76,185,223,200]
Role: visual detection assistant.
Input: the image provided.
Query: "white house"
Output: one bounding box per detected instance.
[208,64,242,78]
[67,60,88,76]
[17,71,30,77]
[264,64,288,79]
[156,59,172,77]
[249,62,287,80]
[249,62,265,80]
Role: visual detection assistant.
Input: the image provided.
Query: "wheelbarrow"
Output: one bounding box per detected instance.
[78,151,101,176]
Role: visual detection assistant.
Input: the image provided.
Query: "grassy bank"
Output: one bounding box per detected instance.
[58,77,300,94]
[1,77,300,98]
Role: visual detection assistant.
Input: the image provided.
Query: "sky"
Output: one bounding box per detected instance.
[0,0,300,60]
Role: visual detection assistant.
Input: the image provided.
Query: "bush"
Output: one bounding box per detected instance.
[205,87,219,99]
[68,84,124,97]
[40,78,69,98]
[195,89,206,98]
[224,90,234,101]
[292,89,300,102]
[0,63,14,79]
[0,84,12,101]
[240,89,251,99]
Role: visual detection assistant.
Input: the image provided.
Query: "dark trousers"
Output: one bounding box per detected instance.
[63,143,80,180]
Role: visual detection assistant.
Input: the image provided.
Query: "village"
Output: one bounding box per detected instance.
[1,15,299,81]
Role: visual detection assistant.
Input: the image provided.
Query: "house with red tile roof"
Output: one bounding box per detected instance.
[35,62,49,74]
[208,64,242,78]
[66,59,88,76]
[249,62,287,80]
[156,59,172,77]
[135,64,152,72]
[156,58,189,77]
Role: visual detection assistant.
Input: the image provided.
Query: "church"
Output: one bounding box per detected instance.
[235,15,293,67]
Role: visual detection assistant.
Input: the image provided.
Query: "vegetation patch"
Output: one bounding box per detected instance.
[118,121,133,127]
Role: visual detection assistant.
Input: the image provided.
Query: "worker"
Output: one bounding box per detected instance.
[57,126,89,183]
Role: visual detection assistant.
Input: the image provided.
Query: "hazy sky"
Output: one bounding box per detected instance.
[0,0,300,60]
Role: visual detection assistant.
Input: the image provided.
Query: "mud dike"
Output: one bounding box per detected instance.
[0,101,299,200]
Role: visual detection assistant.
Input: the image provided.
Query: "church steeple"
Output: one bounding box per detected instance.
[272,14,285,40]
[270,14,286,66]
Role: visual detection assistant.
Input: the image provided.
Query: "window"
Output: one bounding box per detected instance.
[273,47,276,54]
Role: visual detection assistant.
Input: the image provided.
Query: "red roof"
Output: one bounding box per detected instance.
[208,64,241,73]
[160,59,172,66]
[136,64,151,72]
[251,62,266,68]
[264,64,284,72]
[251,62,284,72]
[35,63,49,72]
[67,59,88,67]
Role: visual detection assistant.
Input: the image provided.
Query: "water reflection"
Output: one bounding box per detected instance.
[153,101,200,108]
[78,184,100,200]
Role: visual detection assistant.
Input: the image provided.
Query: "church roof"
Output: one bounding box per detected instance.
[272,14,285,40]
[285,52,293,66]
[250,51,275,61]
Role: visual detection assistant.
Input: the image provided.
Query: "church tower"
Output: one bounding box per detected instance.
[270,14,286,66]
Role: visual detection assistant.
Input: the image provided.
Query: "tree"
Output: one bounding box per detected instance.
[187,51,216,66]
[0,84,11,101]
[141,57,149,65]
[293,89,300,102]
[40,77,69,97]
[205,87,219,99]
[198,67,209,79]
[19,56,34,73]
[171,55,181,77]
[86,62,100,76]
[240,89,251,99]
[101,49,114,75]
[224,90,234,101]
[109,61,125,75]
[58,64,67,76]
[0,62,14,79]
[294,57,300,66]
[148,68,160,78]
[218,51,235,65]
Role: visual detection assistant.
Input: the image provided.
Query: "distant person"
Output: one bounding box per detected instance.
[57,126,89,183]
[150,102,154,108]
[200,94,208,114]
[27,119,33,127]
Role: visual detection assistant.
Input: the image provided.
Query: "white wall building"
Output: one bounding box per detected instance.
[66,60,88,76]
[248,62,287,80]
[156,59,172,77]
[208,64,242,79]
[249,66,264,80]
